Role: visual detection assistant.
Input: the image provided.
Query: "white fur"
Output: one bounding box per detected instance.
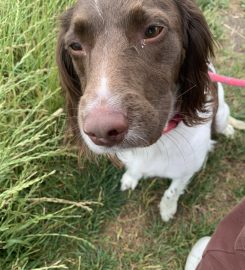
[214,82,235,138]
[117,82,233,222]
[83,71,123,122]
[85,75,111,112]
[99,76,109,98]
[117,117,215,222]
[209,63,235,138]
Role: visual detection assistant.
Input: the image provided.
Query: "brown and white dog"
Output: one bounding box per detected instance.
[57,0,234,221]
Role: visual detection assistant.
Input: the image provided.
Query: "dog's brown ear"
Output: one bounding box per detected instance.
[175,0,214,125]
[56,8,82,137]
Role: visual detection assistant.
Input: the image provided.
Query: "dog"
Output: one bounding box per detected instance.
[57,0,234,222]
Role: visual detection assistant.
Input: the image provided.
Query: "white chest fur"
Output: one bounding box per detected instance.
[116,82,234,222]
[117,120,214,181]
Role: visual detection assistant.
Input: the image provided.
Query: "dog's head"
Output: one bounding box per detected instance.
[57,0,213,154]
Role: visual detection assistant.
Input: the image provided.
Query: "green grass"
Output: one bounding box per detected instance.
[242,0,245,11]
[0,0,244,269]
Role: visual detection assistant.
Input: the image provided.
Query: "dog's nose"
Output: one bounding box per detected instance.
[83,110,128,147]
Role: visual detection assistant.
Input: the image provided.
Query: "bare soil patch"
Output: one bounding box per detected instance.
[222,0,245,52]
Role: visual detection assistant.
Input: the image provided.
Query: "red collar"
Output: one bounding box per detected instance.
[162,114,182,134]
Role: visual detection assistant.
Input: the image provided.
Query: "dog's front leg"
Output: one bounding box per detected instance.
[160,176,191,222]
[120,170,143,191]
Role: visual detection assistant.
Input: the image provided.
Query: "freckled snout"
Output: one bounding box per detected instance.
[83,109,128,147]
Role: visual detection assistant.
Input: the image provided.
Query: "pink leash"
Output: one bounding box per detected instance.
[208,71,245,88]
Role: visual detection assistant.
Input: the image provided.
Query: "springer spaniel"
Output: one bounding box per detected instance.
[57,0,234,222]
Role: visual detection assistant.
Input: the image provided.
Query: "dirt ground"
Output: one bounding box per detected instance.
[223,0,245,52]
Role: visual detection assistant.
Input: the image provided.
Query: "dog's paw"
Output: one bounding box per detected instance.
[120,173,139,191]
[159,190,178,222]
[223,124,235,139]
[160,199,177,222]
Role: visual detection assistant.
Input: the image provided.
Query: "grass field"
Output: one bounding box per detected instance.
[0,0,244,269]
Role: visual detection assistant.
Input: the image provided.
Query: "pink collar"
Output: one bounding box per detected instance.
[162,114,182,134]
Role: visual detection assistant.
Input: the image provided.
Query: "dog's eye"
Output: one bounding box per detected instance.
[144,25,163,39]
[70,42,83,51]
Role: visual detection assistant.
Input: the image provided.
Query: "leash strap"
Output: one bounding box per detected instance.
[209,72,245,88]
